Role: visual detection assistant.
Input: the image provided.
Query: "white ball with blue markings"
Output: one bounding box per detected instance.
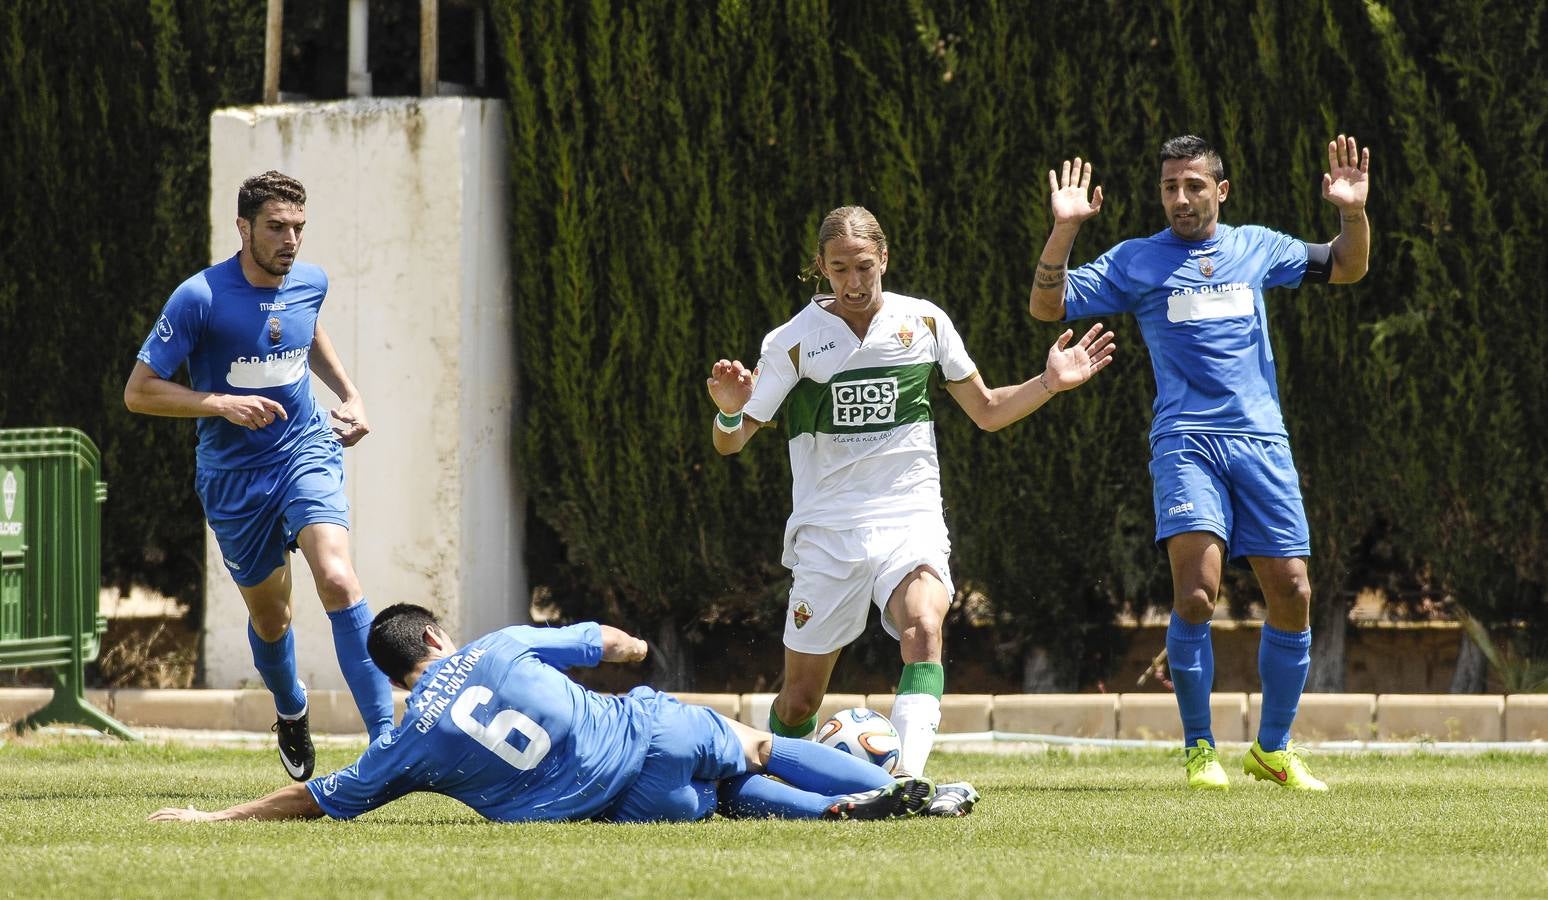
[816,707,900,773]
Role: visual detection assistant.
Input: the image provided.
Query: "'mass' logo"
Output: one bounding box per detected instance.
[831,377,898,426]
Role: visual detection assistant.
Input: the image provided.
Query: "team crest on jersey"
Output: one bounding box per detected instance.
[896,324,914,348]
[1199,258,1215,278]
[793,601,814,629]
[268,316,282,343]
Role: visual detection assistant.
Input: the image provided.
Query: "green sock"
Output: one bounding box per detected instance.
[897,661,944,699]
[768,707,817,738]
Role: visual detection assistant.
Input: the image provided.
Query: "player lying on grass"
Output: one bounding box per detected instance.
[150,604,971,824]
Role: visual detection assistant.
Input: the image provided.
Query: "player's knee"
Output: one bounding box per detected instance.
[774,690,822,724]
[248,612,293,642]
[313,561,361,607]
[1174,591,1215,624]
[898,614,943,652]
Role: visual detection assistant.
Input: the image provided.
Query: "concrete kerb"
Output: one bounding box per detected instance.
[3,689,1545,745]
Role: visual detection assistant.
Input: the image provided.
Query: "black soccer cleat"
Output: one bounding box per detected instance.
[273,711,315,782]
[924,781,980,817]
[822,777,935,821]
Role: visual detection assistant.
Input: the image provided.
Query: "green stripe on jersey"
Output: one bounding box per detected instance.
[782,362,937,438]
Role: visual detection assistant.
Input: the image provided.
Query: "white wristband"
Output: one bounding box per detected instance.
[715,410,744,433]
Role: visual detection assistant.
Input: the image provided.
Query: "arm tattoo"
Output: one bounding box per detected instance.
[1034,261,1066,290]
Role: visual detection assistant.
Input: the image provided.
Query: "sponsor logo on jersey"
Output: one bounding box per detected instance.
[1165,283,1253,323]
[896,324,914,348]
[227,346,309,389]
[412,645,488,734]
[320,772,340,796]
[1187,247,1218,257]
[831,377,897,426]
[1167,501,1195,516]
[268,316,282,343]
[259,301,287,311]
[793,601,813,629]
[156,315,174,342]
[223,557,242,571]
[807,341,836,359]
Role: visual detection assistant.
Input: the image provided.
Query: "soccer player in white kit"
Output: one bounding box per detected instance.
[707,206,1117,815]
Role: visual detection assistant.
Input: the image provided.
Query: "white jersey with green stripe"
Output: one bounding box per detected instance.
[742,292,979,544]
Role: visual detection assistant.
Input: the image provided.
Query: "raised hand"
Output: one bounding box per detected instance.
[1048,158,1105,226]
[1322,134,1370,211]
[706,359,756,414]
[1044,323,1116,392]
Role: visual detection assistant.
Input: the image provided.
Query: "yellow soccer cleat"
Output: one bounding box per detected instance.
[1244,740,1328,791]
[1185,739,1230,790]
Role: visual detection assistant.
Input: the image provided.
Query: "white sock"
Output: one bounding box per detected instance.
[891,693,941,777]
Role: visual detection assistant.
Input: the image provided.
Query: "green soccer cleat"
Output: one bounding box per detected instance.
[1184,739,1231,790]
[1243,740,1328,791]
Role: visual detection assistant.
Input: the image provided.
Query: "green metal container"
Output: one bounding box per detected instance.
[0,427,137,739]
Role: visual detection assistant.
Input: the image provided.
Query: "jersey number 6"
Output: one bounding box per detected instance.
[450,686,553,770]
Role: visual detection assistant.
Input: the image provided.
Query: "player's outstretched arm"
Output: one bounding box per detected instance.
[1030,158,1104,322]
[1321,134,1371,283]
[946,323,1116,432]
[124,361,288,431]
[707,358,761,455]
[148,782,325,823]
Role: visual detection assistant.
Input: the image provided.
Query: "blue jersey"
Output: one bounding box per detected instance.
[306,623,655,823]
[136,253,332,470]
[1063,224,1310,444]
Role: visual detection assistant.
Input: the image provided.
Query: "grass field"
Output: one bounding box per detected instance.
[3,736,1546,899]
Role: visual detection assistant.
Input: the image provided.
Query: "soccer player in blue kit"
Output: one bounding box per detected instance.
[125,171,394,780]
[1029,136,1371,790]
[149,604,938,824]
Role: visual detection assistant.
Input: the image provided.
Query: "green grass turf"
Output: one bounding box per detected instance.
[2,738,1546,898]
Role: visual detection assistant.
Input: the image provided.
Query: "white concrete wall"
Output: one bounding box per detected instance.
[203,98,523,703]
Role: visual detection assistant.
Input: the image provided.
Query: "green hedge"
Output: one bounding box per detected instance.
[495,0,1547,687]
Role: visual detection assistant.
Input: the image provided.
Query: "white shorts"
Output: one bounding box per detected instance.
[782,519,954,655]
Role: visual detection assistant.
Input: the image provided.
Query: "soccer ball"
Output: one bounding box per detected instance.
[816,707,900,773]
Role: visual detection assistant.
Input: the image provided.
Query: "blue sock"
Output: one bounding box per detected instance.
[247,623,306,717]
[1167,612,1215,747]
[718,773,834,819]
[1257,623,1312,751]
[765,735,894,795]
[327,599,396,739]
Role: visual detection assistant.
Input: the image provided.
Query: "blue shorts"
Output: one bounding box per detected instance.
[602,689,749,823]
[195,438,351,587]
[1150,433,1310,562]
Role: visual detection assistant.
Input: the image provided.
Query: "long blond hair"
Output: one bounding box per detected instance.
[801,206,888,282]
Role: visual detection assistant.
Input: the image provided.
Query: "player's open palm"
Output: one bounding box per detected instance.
[1044,323,1116,392]
[1048,158,1104,225]
[706,359,755,414]
[148,806,214,823]
[1322,134,1369,210]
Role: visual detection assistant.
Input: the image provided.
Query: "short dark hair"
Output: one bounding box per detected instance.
[1159,135,1225,184]
[237,170,306,222]
[368,603,442,683]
